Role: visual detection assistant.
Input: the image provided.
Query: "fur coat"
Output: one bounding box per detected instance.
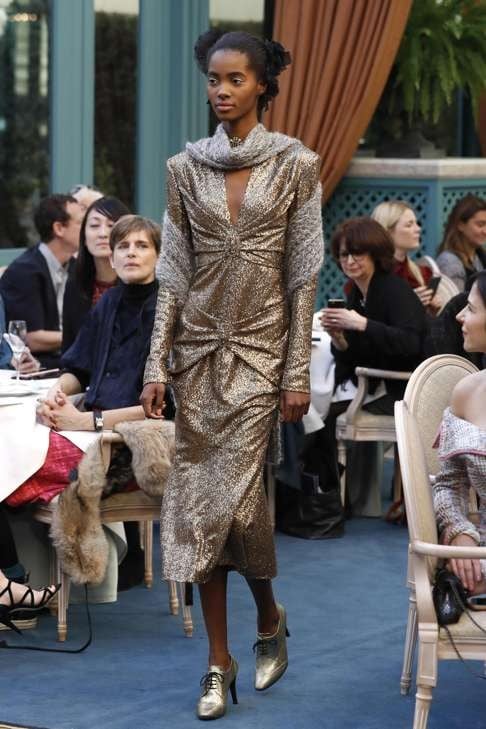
[50,419,175,584]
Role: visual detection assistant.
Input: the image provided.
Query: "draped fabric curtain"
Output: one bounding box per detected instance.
[266,0,412,201]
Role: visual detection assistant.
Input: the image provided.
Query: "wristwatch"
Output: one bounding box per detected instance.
[93,408,104,432]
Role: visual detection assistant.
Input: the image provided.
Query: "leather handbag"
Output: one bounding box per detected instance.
[433,567,486,680]
[433,567,468,626]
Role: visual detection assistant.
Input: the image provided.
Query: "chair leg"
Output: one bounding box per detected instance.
[413,685,433,729]
[337,439,346,506]
[54,554,69,642]
[168,580,179,615]
[142,520,153,588]
[177,581,193,637]
[412,634,437,729]
[401,590,418,695]
[266,463,276,529]
[393,445,403,504]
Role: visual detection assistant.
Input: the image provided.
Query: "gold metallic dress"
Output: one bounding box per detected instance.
[144,136,322,583]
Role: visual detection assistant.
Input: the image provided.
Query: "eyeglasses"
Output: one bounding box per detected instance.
[338,251,367,262]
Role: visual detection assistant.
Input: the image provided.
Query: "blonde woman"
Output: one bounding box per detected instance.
[372,200,440,312]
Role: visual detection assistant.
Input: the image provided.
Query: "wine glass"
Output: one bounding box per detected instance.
[7,320,27,382]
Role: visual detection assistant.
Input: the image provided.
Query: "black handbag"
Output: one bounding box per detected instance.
[433,567,486,680]
[433,567,468,626]
[276,471,344,540]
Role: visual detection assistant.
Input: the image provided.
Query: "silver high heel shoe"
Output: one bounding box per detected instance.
[253,603,289,691]
[197,656,238,720]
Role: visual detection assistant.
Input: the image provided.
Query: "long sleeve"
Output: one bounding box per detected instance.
[280,276,317,392]
[143,159,194,385]
[281,148,323,392]
[436,251,466,292]
[433,453,480,544]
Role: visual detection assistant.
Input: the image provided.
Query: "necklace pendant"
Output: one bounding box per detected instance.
[229,135,243,148]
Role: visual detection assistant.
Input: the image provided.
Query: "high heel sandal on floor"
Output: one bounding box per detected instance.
[197,656,238,720]
[254,603,290,691]
[0,582,61,633]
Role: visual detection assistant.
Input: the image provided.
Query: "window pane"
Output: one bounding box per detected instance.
[0,0,49,248]
[210,0,265,35]
[94,0,138,211]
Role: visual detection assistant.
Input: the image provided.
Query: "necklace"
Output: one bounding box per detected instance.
[228,135,243,148]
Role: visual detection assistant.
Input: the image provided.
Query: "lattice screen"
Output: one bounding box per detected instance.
[442,187,486,225]
[317,185,429,307]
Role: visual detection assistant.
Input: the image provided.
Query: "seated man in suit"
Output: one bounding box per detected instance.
[0,194,84,368]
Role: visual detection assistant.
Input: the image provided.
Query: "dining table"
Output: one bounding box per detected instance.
[0,369,126,602]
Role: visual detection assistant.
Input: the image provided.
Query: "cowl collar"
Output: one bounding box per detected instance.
[437,407,486,459]
[185,123,299,170]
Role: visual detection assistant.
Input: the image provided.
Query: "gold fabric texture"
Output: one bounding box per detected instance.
[148,144,322,583]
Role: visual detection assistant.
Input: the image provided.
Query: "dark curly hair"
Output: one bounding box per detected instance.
[330,217,395,273]
[194,29,291,115]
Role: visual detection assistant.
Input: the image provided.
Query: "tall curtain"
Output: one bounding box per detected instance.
[266,0,412,201]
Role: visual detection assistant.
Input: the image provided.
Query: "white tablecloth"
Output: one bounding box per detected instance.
[0,370,100,500]
[0,369,126,601]
[302,314,335,434]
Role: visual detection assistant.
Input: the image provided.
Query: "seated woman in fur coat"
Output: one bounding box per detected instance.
[7,215,172,509]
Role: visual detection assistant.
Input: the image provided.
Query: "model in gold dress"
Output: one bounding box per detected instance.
[141,29,323,720]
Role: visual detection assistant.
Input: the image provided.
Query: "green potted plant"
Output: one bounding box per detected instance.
[368,0,486,157]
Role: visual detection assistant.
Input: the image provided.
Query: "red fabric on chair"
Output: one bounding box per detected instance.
[6,431,83,507]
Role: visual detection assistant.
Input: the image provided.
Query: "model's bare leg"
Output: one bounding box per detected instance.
[198,567,231,669]
[246,578,280,633]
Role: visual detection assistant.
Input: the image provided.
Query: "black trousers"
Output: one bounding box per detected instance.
[323,395,395,515]
[0,505,19,570]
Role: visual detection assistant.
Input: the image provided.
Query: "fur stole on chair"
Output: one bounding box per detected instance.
[50,419,175,585]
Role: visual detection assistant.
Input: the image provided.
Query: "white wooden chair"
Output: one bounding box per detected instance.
[33,431,193,641]
[395,356,484,728]
[398,354,478,697]
[335,366,411,507]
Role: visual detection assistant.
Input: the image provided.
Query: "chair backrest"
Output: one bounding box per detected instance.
[395,400,439,571]
[416,254,441,277]
[403,354,478,477]
[436,273,460,314]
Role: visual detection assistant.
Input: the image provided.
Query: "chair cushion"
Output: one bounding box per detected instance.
[442,609,486,640]
[336,411,396,439]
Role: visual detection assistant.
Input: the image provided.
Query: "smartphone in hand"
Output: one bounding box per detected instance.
[327,298,345,308]
[427,276,441,295]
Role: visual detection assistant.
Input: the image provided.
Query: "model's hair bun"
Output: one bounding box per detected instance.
[263,40,291,78]
[194,28,224,73]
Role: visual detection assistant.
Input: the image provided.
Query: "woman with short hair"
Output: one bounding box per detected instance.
[319,217,426,516]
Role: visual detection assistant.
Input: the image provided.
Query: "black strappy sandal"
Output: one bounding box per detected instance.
[0,581,61,633]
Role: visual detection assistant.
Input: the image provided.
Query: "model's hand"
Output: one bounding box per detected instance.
[140,382,166,419]
[320,307,367,332]
[280,390,310,423]
[449,533,483,592]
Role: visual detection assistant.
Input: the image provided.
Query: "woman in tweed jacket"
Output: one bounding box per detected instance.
[433,270,486,594]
